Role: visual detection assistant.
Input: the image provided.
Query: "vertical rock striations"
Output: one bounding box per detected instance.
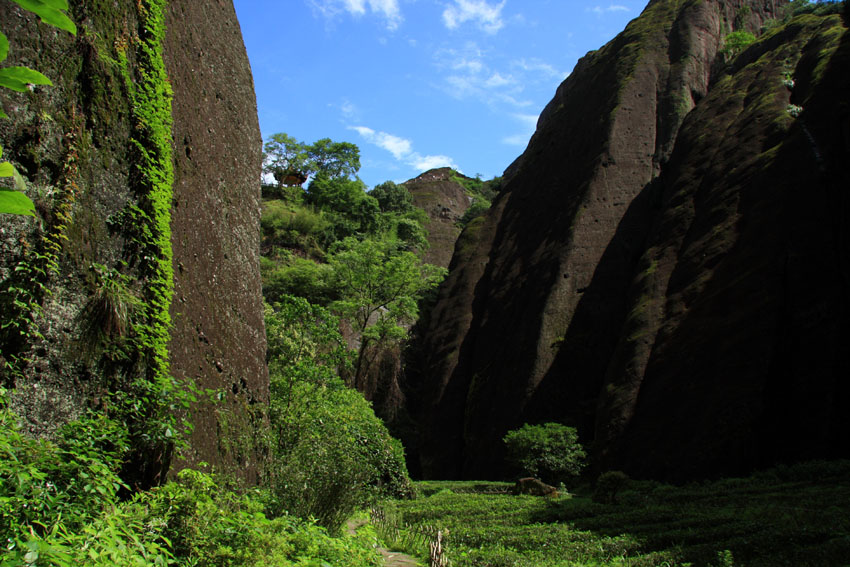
[412,0,850,480]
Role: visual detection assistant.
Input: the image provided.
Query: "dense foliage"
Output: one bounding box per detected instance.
[259,132,446,385]
[263,133,360,187]
[0,387,383,566]
[264,296,412,532]
[502,422,587,485]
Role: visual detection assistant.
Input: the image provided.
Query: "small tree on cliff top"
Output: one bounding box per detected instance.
[263,133,360,187]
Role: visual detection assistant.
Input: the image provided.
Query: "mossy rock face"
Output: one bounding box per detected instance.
[0,1,266,484]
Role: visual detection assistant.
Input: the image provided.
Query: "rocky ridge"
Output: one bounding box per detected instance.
[411,0,850,480]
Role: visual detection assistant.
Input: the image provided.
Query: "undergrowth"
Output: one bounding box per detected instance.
[0,387,382,566]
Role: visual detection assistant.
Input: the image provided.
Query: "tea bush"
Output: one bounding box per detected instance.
[502,422,586,485]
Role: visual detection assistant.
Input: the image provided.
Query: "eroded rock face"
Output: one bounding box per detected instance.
[163,0,267,482]
[0,0,266,482]
[405,167,473,268]
[596,12,850,480]
[413,0,849,481]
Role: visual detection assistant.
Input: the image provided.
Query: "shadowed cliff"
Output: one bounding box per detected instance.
[412,0,849,481]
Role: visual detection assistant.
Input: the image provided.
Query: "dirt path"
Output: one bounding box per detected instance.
[347,519,423,567]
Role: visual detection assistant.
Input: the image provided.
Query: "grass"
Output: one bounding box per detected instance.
[379,461,850,567]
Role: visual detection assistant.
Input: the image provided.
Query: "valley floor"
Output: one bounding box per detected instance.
[374,461,850,567]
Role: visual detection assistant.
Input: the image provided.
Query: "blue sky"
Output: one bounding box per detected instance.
[232,0,646,189]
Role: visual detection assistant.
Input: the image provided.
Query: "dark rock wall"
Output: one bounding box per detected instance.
[412,0,849,481]
[405,167,472,269]
[597,13,850,479]
[0,0,266,482]
[163,0,267,481]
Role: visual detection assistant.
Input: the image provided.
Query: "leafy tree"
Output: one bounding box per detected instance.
[327,237,446,378]
[262,132,310,187]
[370,180,414,213]
[262,254,335,305]
[308,137,360,180]
[263,133,361,187]
[721,30,756,57]
[306,174,368,210]
[306,174,381,241]
[264,297,411,531]
[502,422,587,485]
[395,215,429,253]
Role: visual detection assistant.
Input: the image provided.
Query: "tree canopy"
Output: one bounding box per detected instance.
[263,133,360,187]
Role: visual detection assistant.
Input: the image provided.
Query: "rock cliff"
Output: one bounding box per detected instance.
[0,0,266,484]
[404,167,473,268]
[413,0,849,480]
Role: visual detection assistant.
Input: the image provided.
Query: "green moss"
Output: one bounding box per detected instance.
[97,0,185,468]
[455,215,485,259]
[120,0,174,391]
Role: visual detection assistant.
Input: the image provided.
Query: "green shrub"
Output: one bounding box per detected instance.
[261,201,330,251]
[458,197,491,228]
[0,398,129,544]
[262,257,335,305]
[785,0,844,18]
[593,471,631,504]
[265,297,412,532]
[502,423,586,485]
[721,30,756,57]
[267,378,412,532]
[370,181,414,213]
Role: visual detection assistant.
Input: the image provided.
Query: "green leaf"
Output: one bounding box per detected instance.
[0,32,9,63]
[0,66,53,92]
[0,162,13,176]
[39,0,70,9]
[9,0,76,35]
[0,189,36,216]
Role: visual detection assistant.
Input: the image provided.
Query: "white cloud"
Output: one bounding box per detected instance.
[587,4,630,16]
[443,0,506,34]
[337,99,361,121]
[412,154,458,171]
[502,134,529,146]
[309,0,402,30]
[484,72,513,88]
[434,44,539,109]
[513,58,566,81]
[349,126,459,172]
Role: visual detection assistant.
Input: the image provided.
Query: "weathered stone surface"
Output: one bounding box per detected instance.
[596,12,850,480]
[404,167,472,268]
[410,0,850,481]
[0,0,266,482]
[163,0,267,481]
